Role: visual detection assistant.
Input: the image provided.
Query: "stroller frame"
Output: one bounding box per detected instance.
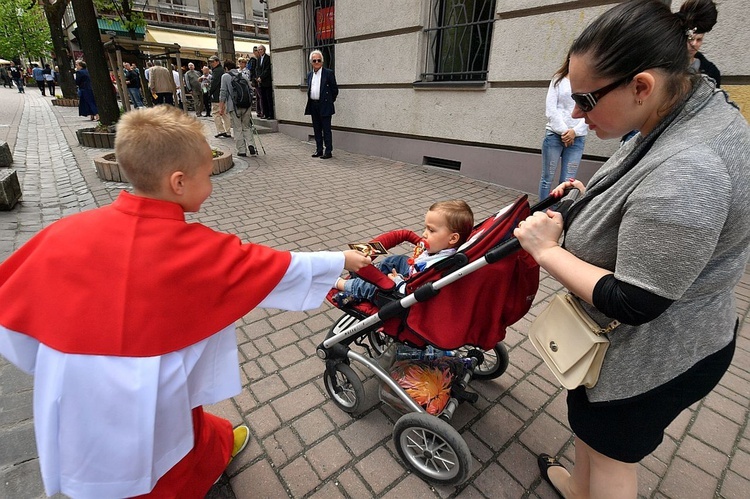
[316,191,578,485]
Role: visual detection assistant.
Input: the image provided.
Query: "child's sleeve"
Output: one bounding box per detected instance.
[258,251,344,310]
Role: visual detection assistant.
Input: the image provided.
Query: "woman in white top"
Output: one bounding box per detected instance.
[538,67,589,199]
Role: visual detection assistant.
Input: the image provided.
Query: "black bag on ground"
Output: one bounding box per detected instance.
[231,72,252,109]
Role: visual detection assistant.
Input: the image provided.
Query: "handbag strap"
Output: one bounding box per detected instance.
[566,293,620,336]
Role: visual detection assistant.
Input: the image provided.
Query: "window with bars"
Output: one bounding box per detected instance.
[423,0,496,82]
[302,0,335,72]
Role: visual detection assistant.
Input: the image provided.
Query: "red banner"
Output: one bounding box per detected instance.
[315,6,335,40]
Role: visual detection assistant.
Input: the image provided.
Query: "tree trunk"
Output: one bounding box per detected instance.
[43,1,77,99]
[213,0,235,62]
[71,0,120,125]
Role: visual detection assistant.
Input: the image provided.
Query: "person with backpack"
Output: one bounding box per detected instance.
[219,60,257,156]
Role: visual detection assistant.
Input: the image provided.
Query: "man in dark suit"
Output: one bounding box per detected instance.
[255,45,274,119]
[304,50,339,159]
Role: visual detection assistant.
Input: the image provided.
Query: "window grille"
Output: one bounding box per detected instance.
[423,0,496,82]
[302,0,335,72]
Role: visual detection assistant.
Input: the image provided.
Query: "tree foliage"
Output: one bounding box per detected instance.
[0,0,52,62]
[94,0,146,37]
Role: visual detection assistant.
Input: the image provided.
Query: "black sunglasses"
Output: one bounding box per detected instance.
[311,59,322,63]
[570,76,631,112]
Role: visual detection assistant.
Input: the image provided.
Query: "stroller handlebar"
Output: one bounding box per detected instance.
[486,188,581,264]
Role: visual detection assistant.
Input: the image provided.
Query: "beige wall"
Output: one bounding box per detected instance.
[268,0,749,191]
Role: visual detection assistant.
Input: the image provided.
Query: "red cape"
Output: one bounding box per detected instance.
[0,192,291,356]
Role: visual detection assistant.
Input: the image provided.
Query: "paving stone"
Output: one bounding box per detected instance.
[355,447,406,495]
[689,407,740,455]
[230,459,287,499]
[294,409,335,445]
[659,457,718,499]
[306,435,352,480]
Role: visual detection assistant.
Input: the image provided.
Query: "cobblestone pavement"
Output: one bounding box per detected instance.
[1,89,749,499]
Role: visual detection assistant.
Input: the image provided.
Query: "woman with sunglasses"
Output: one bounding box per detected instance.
[515,1,748,497]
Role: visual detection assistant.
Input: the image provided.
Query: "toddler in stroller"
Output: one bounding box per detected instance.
[332,199,474,306]
[317,194,561,484]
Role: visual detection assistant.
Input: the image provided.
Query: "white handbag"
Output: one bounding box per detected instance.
[529,293,619,389]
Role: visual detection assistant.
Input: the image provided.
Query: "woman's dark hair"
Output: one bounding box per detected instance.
[678,0,718,34]
[223,60,236,70]
[568,0,715,109]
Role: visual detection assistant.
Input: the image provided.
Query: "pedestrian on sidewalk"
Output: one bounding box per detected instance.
[10,65,24,93]
[149,60,176,106]
[123,62,144,108]
[74,61,97,121]
[305,50,338,159]
[0,105,372,499]
[514,1,750,498]
[184,62,203,116]
[43,64,56,97]
[219,60,257,156]
[32,64,45,95]
[209,55,231,137]
[199,65,212,117]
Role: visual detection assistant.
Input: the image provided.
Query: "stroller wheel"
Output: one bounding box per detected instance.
[457,342,509,381]
[323,362,365,414]
[393,413,471,485]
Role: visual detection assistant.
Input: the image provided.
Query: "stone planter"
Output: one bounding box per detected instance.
[76,127,116,149]
[51,98,79,107]
[93,147,233,182]
[93,153,127,182]
[211,146,234,175]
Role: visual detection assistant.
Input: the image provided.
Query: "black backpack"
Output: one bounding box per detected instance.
[231,72,252,109]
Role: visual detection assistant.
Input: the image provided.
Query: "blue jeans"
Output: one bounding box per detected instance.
[539,131,585,200]
[344,255,410,301]
[127,87,144,108]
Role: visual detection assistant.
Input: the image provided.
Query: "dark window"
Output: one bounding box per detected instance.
[303,0,335,71]
[423,0,496,82]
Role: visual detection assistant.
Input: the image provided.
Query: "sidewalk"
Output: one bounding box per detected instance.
[1,88,748,499]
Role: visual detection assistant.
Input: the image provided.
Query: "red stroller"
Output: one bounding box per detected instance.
[317,193,573,485]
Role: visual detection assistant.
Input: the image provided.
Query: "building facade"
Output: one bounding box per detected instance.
[64,0,270,62]
[268,0,749,193]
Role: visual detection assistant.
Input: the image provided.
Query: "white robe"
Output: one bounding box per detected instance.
[0,251,343,498]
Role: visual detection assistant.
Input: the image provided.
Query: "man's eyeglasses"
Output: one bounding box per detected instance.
[570,76,631,112]
[311,59,322,63]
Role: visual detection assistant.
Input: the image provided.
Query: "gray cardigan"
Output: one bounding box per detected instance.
[565,77,750,402]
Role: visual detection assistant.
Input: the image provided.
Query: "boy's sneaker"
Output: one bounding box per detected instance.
[230,425,250,463]
[333,291,360,308]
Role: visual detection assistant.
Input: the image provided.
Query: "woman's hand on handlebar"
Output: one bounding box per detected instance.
[343,249,372,272]
[552,179,586,198]
[513,210,565,263]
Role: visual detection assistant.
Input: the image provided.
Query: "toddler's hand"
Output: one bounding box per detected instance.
[387,269,403,282]
[343,249,372,272]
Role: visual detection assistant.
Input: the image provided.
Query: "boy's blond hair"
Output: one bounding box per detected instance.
[115,106,210,194]
[429,200,474,246]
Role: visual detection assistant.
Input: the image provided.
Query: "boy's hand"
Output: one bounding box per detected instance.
[343,250,372,272]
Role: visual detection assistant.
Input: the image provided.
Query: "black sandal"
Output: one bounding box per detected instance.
[537,453,566,498]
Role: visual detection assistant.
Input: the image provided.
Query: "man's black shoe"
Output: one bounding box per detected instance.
[321,153,332,159]
[214,133,223,138]
[249,146,257,155]
[237,152,247,157]
[311,152,323,158]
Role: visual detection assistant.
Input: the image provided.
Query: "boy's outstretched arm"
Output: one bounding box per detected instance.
[343,249,372,272]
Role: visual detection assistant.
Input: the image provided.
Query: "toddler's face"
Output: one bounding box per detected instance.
[422,210,459,253]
